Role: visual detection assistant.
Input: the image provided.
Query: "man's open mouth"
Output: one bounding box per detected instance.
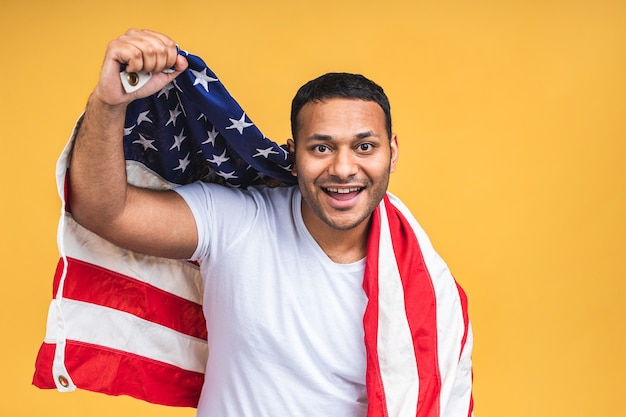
[324,187,363,194]
[322,187,364,202]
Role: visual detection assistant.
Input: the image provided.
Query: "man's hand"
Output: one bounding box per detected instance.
[92,29,188,106]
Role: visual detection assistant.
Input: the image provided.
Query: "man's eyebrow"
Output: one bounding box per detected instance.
[304,131,380,142]
[304,133,333,142]
[355,130,379,140]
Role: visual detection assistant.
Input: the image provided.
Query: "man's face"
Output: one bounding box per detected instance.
[288,98,398,234]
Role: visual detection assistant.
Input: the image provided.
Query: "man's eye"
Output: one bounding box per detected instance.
[314,144,329,153]
[358,143,373,151]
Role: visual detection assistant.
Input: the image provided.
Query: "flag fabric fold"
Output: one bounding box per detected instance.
[33,49,472,416]
[363,194,473,417]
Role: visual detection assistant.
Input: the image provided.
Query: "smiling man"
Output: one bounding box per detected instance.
[288,87,399,263]
[66,29,473,417]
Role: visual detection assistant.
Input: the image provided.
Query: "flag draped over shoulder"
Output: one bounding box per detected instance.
[33,50,473,416]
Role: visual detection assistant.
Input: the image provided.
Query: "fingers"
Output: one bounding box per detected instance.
[173,53,189,73]
[108,29,179,74]
[95,29,188,105]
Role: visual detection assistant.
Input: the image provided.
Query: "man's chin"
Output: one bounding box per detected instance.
[321,212,373,232]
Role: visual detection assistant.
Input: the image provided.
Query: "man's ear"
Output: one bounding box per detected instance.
[287,138,297,176]
[389,134,399,173]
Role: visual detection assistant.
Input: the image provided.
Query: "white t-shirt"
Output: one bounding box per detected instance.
[175,183,368,417]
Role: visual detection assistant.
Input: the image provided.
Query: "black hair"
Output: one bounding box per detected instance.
[290,72,392,140]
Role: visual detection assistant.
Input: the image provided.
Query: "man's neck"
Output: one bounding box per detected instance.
[300,203,370,264]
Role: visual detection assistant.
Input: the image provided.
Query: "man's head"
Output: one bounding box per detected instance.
[290,72,392,142]
[287,73,399,239]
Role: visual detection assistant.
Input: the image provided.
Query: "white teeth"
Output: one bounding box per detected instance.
[325,187,361,194]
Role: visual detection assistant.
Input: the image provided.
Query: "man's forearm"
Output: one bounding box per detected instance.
[68,95,130,234]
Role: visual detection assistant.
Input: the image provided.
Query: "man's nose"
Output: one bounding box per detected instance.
[328,149,358,179]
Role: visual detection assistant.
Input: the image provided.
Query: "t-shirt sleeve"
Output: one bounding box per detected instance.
[173,182,262,262]
[173,182,211,261]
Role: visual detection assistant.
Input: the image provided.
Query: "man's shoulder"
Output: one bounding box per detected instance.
[246,184,300,212]
[248,183,298,197]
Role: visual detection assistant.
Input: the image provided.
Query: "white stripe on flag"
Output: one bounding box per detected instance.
[62,215,203,304]
[444,323,473,417]
[126,160,178,190]
[45,299,208,373]
[376,200,419,417]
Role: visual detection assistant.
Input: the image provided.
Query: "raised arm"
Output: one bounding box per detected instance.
[68,29,197,259]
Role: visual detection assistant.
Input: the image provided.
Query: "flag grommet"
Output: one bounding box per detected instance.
[127,72,140,87]
[57,375,69,388]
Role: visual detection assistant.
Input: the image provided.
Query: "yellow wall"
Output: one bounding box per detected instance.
[2,1,625,416]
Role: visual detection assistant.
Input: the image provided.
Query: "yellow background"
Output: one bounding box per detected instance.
[1,0,625,416]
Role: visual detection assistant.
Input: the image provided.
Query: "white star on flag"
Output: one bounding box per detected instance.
[206,149,230,167]
[226,112,254,134]
[166,105,183,127]
[170,129,187,151]
[124,125,136,136]
[174,153,191,172]
[253,147,280,158]
[189,68,218,92]
[136,110,152,125]
[202,126,220,146]
[132,134,158,151]
[216,170,238,180]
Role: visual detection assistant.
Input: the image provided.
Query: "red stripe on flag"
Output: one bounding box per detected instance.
[53,257,207,340]
[362,205,387,417]
[363,208,387,417]
[32,340,203,407]
[385,196,441,417]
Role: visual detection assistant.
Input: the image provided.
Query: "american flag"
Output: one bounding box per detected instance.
[33,50,473,416]
[120,51,296,188]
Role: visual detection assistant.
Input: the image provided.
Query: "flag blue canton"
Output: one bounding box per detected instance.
[122,50,296,187]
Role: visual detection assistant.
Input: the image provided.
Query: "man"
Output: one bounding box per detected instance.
[68,29,472,416]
